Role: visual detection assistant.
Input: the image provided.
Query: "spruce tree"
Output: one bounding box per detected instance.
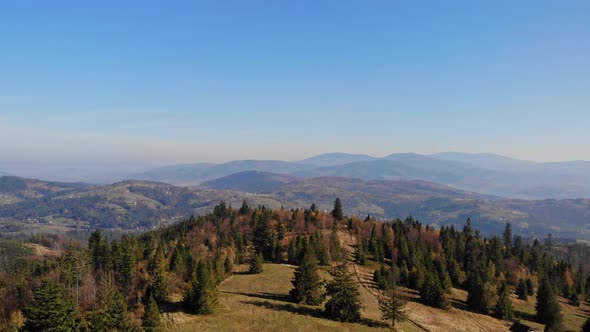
[420,272,449,309]
[516,278,528,300]
[378,286,407,329]
[536,277,564,331]
[331,197,343,221]
[23,279,77,332]
[325,262,362,322]
[582,317,590,332]
[526,278,535,296]
[289,248,325,305]
[184,261,218,314]
[494,281,513,320]
[89,275,133,331]
[142,294,163,332]
[467,274,486,313]
[249,252,264,274]
[503,222,512,250]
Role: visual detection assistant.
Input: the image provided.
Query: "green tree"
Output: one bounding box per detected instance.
[420,272,449,309]
[378,286,407,329]
[331,197,343,221]
[23,279,77,332]
[249,252,264,274]
[142,294,163,332]
[494,281,514,320]
[184,261,218,314]
[89,275,133,332]
[581,317,590,332]
[324,262,362,322]
[503,222,512,251]
[516,278,528,300]
[526,278,535,296]
[536,277,564,331]
[289,248,325,305]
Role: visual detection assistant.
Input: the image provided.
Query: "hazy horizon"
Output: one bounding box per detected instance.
[2,2,589,164]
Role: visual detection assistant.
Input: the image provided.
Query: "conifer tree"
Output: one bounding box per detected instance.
[150,247,168,302]
[494,281,513,320]
[330,227,344,262]
[331,197,343,221]
[224,256,233,275]
[467,274,486,312]
[526,278,535,296]
[516,278,528,300]
[503,222,512,250]
[536,276,564,331]
[23,279,77,332]
[249,252,264,274]
[89,275,133,332]
[289,248,325,305]
[324,262,362,322]
[582,317,590,332]
[142,294,163,332]
[378,286,407,329]
[184,261,218,314]
[420,272,449,309]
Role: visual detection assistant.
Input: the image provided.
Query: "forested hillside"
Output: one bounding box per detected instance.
[2,176,590,240]
[0,201,588,331]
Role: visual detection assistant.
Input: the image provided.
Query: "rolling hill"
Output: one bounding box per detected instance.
[1,175,589,240]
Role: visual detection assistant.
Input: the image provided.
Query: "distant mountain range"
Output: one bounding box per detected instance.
[1,174,589,240]
[130,152,590,199]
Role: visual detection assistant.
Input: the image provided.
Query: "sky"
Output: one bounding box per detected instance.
[1,0,589,164]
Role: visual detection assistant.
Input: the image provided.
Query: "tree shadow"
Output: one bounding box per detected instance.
[241,299,389,328]
[222,290,291,302]
[513,309,537,322]
[159,299,186,314]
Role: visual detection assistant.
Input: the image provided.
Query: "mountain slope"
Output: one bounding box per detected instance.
[202,171,299,193]
[299,152,377,166]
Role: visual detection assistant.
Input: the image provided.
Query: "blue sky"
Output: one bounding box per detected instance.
[1,1,589,163]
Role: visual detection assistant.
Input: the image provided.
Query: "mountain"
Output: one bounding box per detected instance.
[132,160,314,185]
[299,153,377,166]
[2,175,588,240]
[430,152,536,172]
[202,171,298,193]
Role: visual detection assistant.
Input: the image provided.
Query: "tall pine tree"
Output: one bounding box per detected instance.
[324,262,362,322]
[289,247,325,305]
[23,279,77,332]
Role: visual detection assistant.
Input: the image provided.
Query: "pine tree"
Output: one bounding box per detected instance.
[378,286,407,329]
[23,279,77,331]
[420,272,449,309]
[503,222,512,251]
[467,274,486,313]
[89,275,133,331]
[289,248,325,305]
[526,278,535,296]
[494,281,513,320]
[142,294,163,332]
[331,197,343,221]
[324,262,362,322]
[582,317,590,332]
[150,247,168,302]
[224,256,233,275]
[184,261,218,314]
[249,252,264,274]
[516,278,528,300]
[536,277,564,331]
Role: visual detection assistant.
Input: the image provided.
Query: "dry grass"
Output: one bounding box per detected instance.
[162,263,390,332]
[161,231,590,332]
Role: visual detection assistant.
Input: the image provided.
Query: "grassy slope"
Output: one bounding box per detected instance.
[162,231,589,332]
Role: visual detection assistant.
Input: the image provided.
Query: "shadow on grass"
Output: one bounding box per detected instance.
[222,290,291,302]
[159,299,186,314]
[241,299,389,328]
[513,309,537,323]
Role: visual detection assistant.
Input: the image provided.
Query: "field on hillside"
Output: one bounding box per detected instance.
[160,230,589,332]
